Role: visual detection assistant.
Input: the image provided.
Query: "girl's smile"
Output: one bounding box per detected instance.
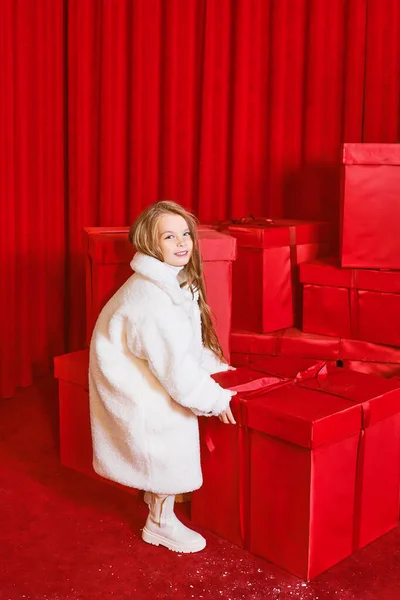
[158,213,194,267]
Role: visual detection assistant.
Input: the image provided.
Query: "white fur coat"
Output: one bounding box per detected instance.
[88,252,232,495]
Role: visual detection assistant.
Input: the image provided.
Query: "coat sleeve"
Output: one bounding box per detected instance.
[200,346,231,375]
[126,311,233,417]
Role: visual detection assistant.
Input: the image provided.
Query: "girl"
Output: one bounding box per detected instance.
[89,201,236,554]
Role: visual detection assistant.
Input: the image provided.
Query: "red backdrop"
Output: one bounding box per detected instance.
[0,0,65,398]
[1,0,400,397]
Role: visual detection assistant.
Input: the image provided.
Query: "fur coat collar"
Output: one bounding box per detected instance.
[130,252,197,305]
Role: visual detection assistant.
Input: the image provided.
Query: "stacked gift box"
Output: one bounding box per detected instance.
[300,144,400,353]
[54,142,400,581]
[191,142,400,579]
[230,328,400,378]
[216,145,400,378]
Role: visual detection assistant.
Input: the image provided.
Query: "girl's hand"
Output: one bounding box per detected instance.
[227,365,236,371]
[218,405,236,425]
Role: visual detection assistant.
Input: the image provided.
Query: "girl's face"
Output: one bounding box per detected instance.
[157,213,193,267]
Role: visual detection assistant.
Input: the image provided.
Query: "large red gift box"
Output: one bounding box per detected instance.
[341,143,400,270]
[216,219,331,333]
[190,356,331,548]
[54,349,141,497]
[300,258,400,347]
[192,360,400,580]
[84,226,236,359]
[246,366,400,579]
[230,328,400,378]
[54,349,109,480]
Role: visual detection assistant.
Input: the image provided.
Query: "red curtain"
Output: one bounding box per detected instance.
[0,0,65,398]
[67,0,207,348]
[363,0,400,142]
[1,0,400,397]
[66,0,370,350]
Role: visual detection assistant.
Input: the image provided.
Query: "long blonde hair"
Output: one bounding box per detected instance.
[129,201,226,363]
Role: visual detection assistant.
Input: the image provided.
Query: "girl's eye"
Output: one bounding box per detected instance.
[184,231,191,236]
[165,235,174,240]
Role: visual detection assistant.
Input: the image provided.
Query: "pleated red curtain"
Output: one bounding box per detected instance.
[0,0,65,398]
[66,0,207,349]
[66,0,370,351]
[2,0,400,397]
[198,0,368,223]
[363,0,400,142]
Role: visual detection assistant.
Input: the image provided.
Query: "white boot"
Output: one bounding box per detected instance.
[142,493,206,553]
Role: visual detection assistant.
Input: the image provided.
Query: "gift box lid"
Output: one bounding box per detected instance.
[299,258,400,294]
[230,328,340,360]
[54,349,89,389]
[249,355,323,379]
[343,143,400,166]
[84,226,236,264]
[212,365,287,422]
[340,338,400,364]
[213,356,322,391]
[301,368,400,427]
[231,328,400,365]
[213,357,323,423]
[219,219,331,249]
[246,366,400,448]
[212,366,285,394]
[245,379,361,449]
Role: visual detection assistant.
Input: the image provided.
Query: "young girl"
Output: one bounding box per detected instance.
[89,201,236,554]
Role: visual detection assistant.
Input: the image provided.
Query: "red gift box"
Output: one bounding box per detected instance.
[300,258,400,347]
[84,226,236,359]
[341,143,400,270]
[216,218,331,333]
[54,349,141,495]
[54,349,91,476]
[246,366,400,579]
[230,328,400,378]
[54,349,99,477]
[190,356,324,549]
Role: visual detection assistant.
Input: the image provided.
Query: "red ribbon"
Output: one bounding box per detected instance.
[217,215,276,229]
[288,225,299,324]
[271,329,285,356]
[349,269,361,340]
[204,431,215,453]
[352,429,366,551]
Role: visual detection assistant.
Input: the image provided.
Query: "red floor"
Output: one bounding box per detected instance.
[1,379,400,600]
